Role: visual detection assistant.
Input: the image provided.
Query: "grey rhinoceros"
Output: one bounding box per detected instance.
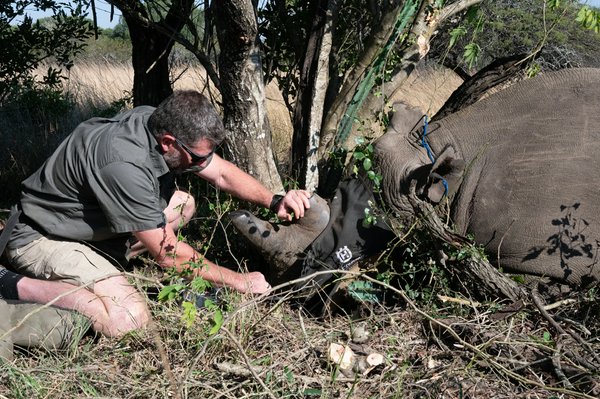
[231,68,600,290]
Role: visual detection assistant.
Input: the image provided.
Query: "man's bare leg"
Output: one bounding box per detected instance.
[16,275,149,337]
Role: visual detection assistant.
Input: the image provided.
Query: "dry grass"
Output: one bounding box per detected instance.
[0,61,599,398]
[2,268,598,398]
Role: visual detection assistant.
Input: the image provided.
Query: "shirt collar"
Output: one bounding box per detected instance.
[144,114,170,177]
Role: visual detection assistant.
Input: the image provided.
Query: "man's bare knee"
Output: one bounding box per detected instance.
[105,301,150,337]
[93,276,151,337]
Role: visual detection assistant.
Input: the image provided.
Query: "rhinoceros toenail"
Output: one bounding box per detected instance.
[249,226,257,234]
[262,231,271,238]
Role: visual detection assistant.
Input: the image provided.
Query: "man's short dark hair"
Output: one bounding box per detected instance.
[148,91,226,146]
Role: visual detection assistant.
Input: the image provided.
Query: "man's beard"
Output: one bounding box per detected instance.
[163,149,202,174]
[163,149,186,172]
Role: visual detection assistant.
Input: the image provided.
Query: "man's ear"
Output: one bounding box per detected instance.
[426,146,465,203]
[158,133,176,151]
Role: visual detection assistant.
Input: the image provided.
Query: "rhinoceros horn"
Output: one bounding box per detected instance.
[229,194,330,284]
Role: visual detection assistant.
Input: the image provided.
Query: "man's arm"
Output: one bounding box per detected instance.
[134,226,270,294]
[197,154,311,221]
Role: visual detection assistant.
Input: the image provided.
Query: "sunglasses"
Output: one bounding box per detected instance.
[173,136,215,164]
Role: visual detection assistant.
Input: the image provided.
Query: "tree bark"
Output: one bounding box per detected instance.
[290,0,335,191]
[318,1,411,159]
[216,0,283,193]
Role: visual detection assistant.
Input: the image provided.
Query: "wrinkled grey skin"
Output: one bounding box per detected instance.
[375,68,600,286]
[230,194,330,283]
[0,300,86,361]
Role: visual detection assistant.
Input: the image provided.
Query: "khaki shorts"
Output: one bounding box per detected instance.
[5,236,121,288]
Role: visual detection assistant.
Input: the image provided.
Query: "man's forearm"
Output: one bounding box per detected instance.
[199,156,276,207]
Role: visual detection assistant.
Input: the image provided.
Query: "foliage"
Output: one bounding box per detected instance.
[257,0,405,111]
[577,5,600,32]
[431,0,600,73]
[351,136,382,191]
[0,1,93,102]
[77,22,132,63]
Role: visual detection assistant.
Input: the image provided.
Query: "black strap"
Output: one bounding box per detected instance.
[0,209,21,255]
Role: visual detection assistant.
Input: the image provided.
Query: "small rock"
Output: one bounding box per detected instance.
[366,352,384,367]
[351,324,370,344]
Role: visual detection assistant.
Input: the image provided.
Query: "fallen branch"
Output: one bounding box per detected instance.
[531,284,600,371]
[407,180,526,301]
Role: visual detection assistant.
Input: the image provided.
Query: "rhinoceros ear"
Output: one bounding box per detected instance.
[425,146,465,203]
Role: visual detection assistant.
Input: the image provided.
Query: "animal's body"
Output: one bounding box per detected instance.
[375,68,600,285]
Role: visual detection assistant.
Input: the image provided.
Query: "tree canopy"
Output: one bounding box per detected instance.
[0,0,93,102]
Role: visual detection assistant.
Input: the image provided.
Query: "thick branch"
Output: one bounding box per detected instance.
[407,180,525,302]
[319,2,413,158]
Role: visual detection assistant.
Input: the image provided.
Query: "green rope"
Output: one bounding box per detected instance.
[335,0,419,149]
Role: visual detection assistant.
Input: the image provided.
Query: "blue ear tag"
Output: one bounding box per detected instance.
[419,115,448,198]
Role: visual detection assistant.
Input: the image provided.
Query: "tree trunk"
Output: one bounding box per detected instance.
[317,0,485,163]
[216,0,283,193]
[111,0,195,106]
[127,22,174,106]
[290,0,335,191]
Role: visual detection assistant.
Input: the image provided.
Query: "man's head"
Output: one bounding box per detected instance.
[148,91,226,172]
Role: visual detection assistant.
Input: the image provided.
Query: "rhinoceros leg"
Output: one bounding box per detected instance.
[230,194,330,283]
[0,300,89,360]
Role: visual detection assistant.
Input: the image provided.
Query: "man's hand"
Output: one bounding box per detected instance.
[275,190,311,221]
[236,271,272,294]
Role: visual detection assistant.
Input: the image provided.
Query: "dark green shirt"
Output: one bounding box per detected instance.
[8,106,174,261]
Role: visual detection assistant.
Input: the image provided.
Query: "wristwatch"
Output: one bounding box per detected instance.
[269,194,284,212]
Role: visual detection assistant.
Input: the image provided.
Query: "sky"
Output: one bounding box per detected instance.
[583,0,600,7]
[21,0,600,29]
[24,0,121,28]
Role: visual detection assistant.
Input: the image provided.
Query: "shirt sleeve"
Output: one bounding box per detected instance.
[91,161,167,233]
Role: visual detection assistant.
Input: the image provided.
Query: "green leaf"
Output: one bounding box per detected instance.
[543,330,552,343]
[363,157,372,171]
[576,7,588,24]
[547,0,560,10]
[284,366,294,383]
[463,43,480,69]
[209,309,224,335]
[181,301,197,327]
[348,280,380,303]
[191,277,212,293]
[354,137,366,145]
[449,26,466,48]
[157,284,186,302]
[353,151,365,160]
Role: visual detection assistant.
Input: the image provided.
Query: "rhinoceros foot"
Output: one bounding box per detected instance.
[230,194,330,283]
